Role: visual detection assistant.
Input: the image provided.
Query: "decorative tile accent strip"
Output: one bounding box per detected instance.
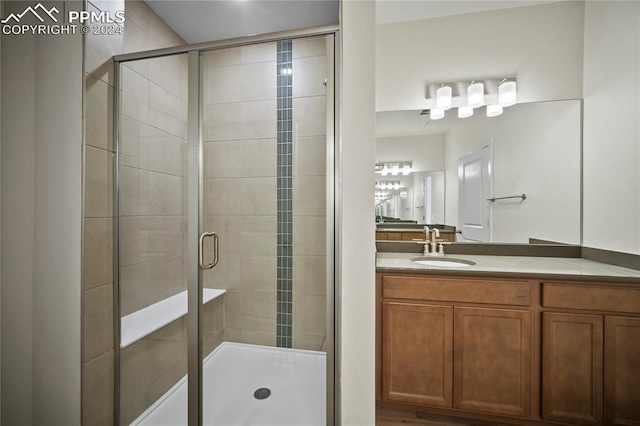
[276,40,293,348]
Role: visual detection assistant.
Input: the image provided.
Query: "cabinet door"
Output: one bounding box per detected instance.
[382,302,453,407]
[542,312,603,425]
[453,307,532,417]
[605,316,640,426]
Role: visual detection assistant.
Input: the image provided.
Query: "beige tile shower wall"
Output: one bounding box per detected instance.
[82,1,195,424]
[291,37,328,351]
[202,43,279,347]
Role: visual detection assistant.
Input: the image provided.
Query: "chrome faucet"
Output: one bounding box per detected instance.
[428,227,440,243]
[423,227,444,256]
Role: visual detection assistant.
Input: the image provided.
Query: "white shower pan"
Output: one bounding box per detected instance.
[132,342,326,426]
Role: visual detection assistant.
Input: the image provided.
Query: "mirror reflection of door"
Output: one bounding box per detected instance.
[423,175,432,223]
[458,141,492,242]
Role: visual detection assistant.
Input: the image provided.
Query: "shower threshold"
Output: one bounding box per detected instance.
[131,342,327,426]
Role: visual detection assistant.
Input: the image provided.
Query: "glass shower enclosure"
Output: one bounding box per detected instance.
[113,28,337,425]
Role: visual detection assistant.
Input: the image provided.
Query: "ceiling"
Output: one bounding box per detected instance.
[144,0,559,44]
[144,0,339,44]
[375,0,560,25]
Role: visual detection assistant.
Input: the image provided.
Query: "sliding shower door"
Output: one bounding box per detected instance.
[115,31,335,426]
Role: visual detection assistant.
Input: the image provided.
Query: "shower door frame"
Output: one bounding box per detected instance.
[113,25,341,426]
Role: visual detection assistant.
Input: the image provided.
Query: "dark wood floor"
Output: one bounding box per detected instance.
[377,407,468,425]
[376,407,515,426]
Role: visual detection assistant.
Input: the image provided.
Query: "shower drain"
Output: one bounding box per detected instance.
[254,387,271,400]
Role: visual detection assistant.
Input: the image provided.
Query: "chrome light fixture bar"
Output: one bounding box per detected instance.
[423,78,517,120]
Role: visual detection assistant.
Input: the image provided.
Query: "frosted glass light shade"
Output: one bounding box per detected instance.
[498,80,517,107]
[467,82,484,108]
[486,104,503,117]
[430,108,445,120]
[458,106,473,118]
[436,86,452,110]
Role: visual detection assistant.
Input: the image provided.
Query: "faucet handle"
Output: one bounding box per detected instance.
[422,241,432,256]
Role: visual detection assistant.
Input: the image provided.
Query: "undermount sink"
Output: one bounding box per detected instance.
[410,256,476,268]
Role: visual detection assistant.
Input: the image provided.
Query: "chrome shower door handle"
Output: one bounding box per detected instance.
[198,231,219,270]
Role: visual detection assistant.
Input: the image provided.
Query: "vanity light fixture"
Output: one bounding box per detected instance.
[430,108,445,120]
[402,164,411,175]
[458,106,473,118]
[486,104,503,117]
[424,77,517,120]
[467,81,484,108]
[391,164,400,176]
[436,85,452,110]
[498,79,517,107]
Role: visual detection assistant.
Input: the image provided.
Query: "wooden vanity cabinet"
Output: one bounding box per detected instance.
[604,316,640,425]
[541,282,640,426]
[541,313,604,425]
[378,274,534,419]
[454,307,532,417]
[378,273,640,426]
[382,302,453,407]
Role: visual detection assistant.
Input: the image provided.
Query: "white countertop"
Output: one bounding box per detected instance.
[376,252,640,281]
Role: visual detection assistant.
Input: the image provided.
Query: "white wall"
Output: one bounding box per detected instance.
[32,5,83,420]
[1,10,36,422]
[445,100,581,244]
[340,0,376,424]
[583,1,640,254]
[376,1,585,111]
[1,1,83,423]
[376,134,445,172]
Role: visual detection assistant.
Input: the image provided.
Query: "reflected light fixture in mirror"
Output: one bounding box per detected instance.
[376,181,401,190]
[375,162,412,176]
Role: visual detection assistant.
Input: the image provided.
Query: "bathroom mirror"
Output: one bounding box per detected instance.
[375,100,581,244]
[375,1,587,245]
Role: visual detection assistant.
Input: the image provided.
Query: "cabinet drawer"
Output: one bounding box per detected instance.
[542,283,640,314]
[382,276,531,306]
